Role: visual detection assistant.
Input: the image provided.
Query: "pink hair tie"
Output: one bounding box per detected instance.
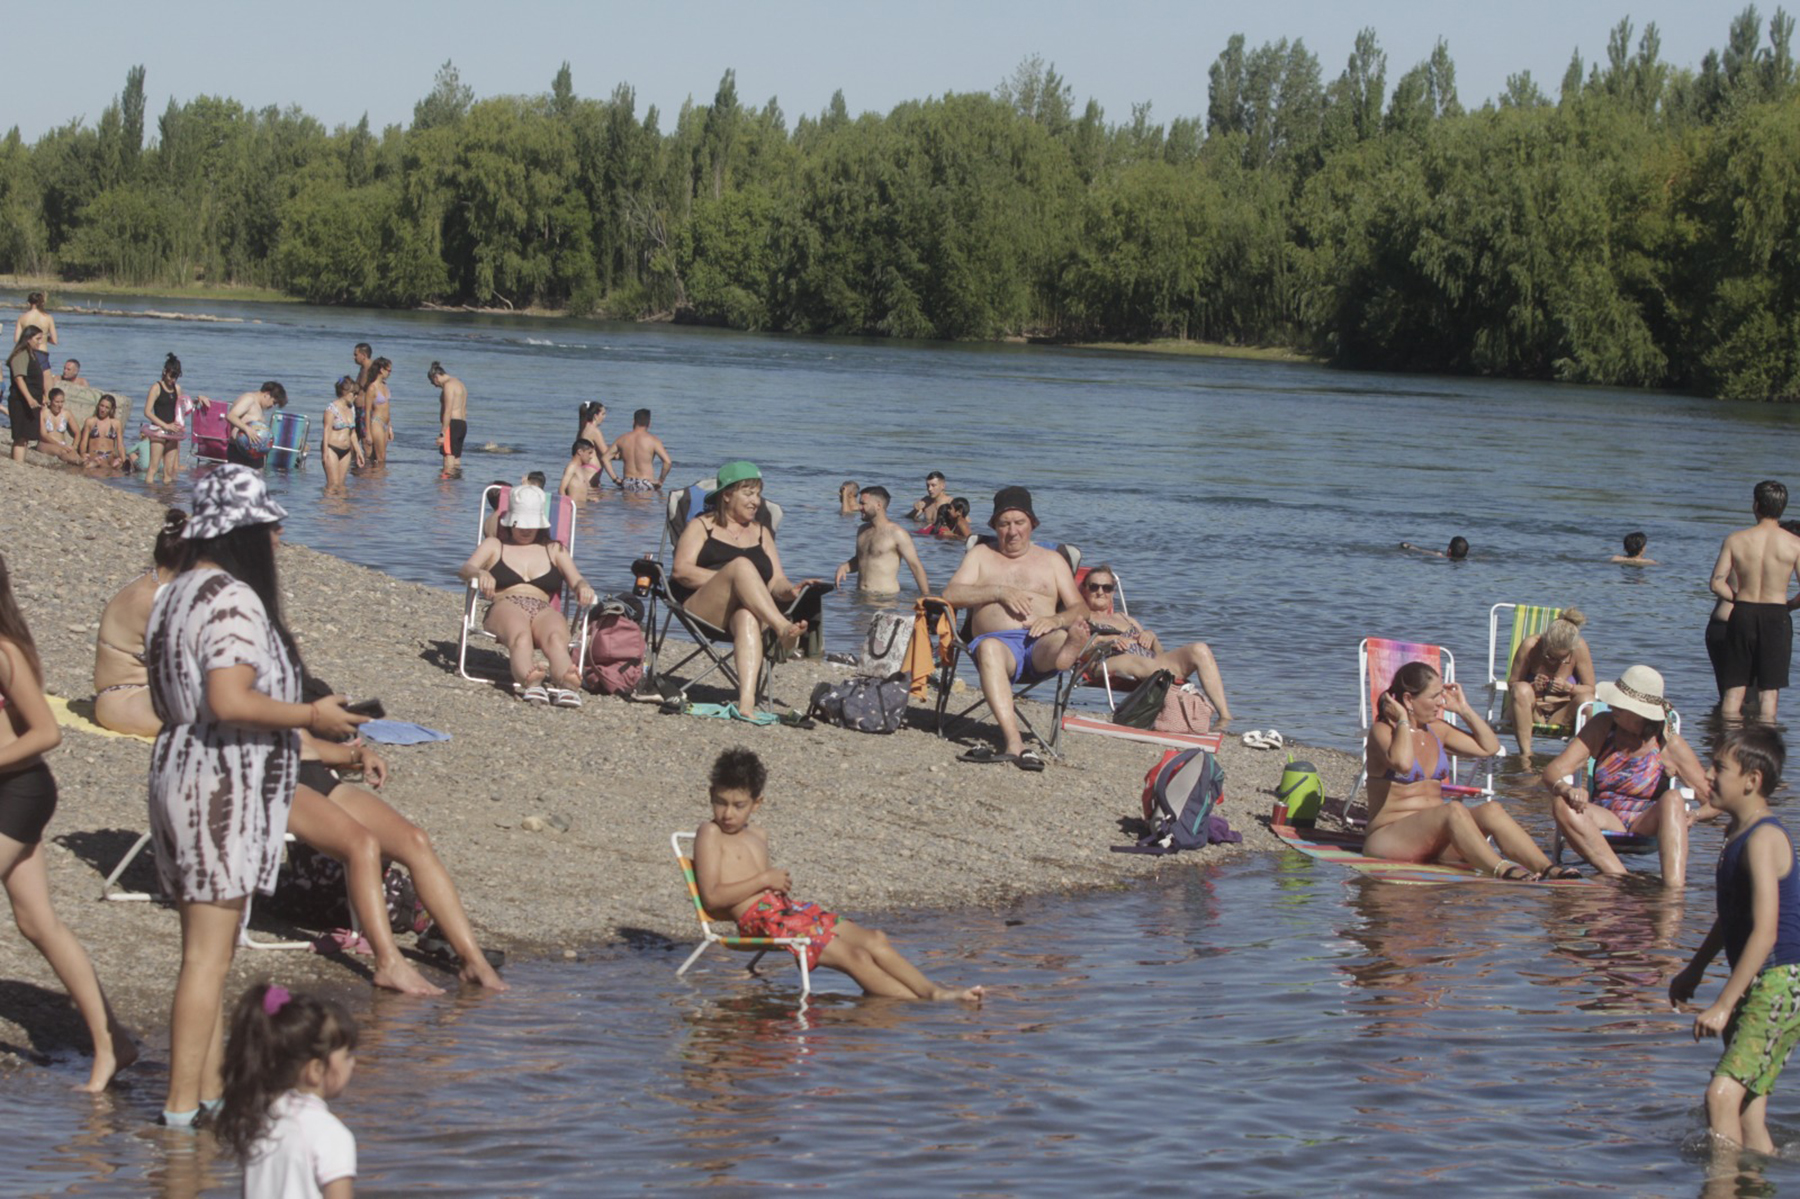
[263,985,292,1015]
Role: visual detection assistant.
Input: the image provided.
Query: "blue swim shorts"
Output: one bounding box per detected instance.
[968,627,1056,686]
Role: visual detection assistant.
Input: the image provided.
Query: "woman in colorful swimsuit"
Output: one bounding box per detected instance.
[78,394,128,471]
[1504,607,1596,757]
[456,484,596,704]
[1542,665,1716,887]
[320,378,365,492]
[363,357,394,464]
[93,510,188,737]
[670,461,822,724]
[1364,661,1565,878]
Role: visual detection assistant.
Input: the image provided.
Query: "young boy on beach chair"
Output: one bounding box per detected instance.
[691,748,981,1002]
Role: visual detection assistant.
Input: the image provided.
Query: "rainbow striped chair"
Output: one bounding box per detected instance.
[670,831,812,995]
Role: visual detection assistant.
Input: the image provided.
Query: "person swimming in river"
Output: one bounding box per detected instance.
[693,747,982,1002]
[1611,530,1657,566]
[1401,536,1469,560]
[1363,661,1570,878]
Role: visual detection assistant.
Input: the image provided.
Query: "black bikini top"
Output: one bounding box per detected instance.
[489,547,562,596]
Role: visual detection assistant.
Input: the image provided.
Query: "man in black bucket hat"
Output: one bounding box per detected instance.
[940,487,1090,772]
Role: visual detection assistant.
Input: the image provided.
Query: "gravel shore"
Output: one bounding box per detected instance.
[0,451,1361,1070]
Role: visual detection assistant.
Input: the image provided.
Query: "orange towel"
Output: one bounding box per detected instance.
[907,599,953,698]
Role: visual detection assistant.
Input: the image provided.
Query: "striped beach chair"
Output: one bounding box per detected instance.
[1484,603,1573,739]
[1345,636,1492,827]
[670,831,811,995]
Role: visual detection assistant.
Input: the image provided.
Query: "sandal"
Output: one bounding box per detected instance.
[958,746,1013,765]
[547,687,583,708]
[1538,864,1584,881]
[517,684,550,704]
[1491,859,1533,881]
[1015,749,1047,773]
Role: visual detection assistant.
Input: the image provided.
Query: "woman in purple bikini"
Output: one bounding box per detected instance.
[1543,665,1715,886]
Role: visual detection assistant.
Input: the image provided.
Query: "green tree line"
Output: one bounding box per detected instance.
[3,9,1798,399]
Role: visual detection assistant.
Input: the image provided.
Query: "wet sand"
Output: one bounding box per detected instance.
[0,450,1362,1068]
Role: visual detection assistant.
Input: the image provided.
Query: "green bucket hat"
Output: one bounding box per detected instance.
[707,460,763,503]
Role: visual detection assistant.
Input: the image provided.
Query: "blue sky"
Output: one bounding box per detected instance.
[15,1,1757,141]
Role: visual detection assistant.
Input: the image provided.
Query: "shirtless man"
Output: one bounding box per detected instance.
[604,408,672,492]
[351,342,376,451]
[14,292,56,346]
[59,359,88,388]
[835,486,929,596]
[1711,480,1800,721]
[224,382,287,463]
[940,487,1092,771]
[429,360,467,475]
[910,471,949,525]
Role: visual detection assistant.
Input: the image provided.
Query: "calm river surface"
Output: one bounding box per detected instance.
[6,293,1800,1193]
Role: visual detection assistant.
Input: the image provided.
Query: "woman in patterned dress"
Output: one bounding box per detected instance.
[146,466,364,1126]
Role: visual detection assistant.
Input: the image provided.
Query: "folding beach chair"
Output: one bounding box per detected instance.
[189,398,230,463]
[1549,700,1693,865]
[455,484,591,684]
[266,411,310,469]
[1047,565,1134,725]
[926,538,1110,759]
[632,479,826,709]
[670,831,811,995]
[1484,603,1574,742]
[1344,637,1494,828]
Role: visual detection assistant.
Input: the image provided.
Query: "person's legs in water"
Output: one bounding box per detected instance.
[166,897,243,1117]
[286,785,444,996]
[818,918,981,1001]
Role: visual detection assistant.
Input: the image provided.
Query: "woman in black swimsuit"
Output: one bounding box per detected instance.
[320,378,365,492]
[670,461,822,722]
[456,484,596,702]
[141,353,186,484]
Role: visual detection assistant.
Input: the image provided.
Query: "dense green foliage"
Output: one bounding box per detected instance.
[6,13,1800,398]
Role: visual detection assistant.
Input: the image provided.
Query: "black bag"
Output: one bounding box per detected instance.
[809,673,910,733]
[1111,670,1176,730]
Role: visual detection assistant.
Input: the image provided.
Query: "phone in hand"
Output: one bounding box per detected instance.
[344,698,386,719]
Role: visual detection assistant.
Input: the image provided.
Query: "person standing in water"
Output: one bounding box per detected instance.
[430,361,467,477]
[604,408,672,492]
[835,486,929,596]
[1711,481,1800,723]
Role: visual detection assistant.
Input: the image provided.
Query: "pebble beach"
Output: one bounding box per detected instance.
[0,449,1361,1069]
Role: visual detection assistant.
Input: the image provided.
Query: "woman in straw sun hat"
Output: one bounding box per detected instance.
[1541,665,1718,886]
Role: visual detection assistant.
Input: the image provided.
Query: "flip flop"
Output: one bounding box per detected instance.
[683,702,738,720]
[1261,730,1285,750]
[548,687,583,708]
[1240,730,1272,749]
[958,746,1013,765]
[732,708,780,726]
[1016,750,1047,773]
[1538,864,1584,881]
[517,684,550,705]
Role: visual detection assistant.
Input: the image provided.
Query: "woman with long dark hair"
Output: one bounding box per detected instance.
[0,552,136,1090]
[146,466,363,1126]
[7,325,46,463]
[140,352,189,484]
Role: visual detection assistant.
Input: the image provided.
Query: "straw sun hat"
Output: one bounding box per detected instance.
[1595,665,1671,722]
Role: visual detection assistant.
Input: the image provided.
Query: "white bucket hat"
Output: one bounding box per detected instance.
[1596,664,1671,723]
[503,484,551,530]
[183,465,288,540]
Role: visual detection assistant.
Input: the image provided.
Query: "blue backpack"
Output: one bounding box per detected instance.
[1114,748,1228,855]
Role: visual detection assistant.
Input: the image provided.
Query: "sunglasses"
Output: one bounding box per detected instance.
[1085,582,1115,593]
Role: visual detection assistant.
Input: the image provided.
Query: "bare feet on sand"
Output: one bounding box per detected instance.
[374,957,447,997]
[77,1021,140,1092]
[777,619,807,655]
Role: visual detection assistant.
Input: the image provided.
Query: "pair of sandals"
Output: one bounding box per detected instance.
[684,701,780,726]
[1492,859,1584,882]
[515,682,582,708]
[958,745,1047,772]
[1240,729,1285,750]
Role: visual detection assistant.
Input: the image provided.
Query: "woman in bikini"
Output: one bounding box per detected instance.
[1077,562,1233,720]
[35,390,83,465]
[1543,665,1715,886]
[559,439,604,499]
[320,378,366,492]
[93,510,187,737]
[670,461,822,724]
[576,401,607,460]
[1504,607,1597,757]
[78,394,128,471]
[140,353,189,484]
[363,358,394,464]
[456,484,596,704]
[1364,661,1566,878]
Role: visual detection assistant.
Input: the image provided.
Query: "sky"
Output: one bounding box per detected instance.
[11,0,1761,141]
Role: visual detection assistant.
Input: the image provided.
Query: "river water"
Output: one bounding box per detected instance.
[7,293,1800,1193]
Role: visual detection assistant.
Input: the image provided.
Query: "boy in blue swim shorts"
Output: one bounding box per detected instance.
[1671,727,1799,1153]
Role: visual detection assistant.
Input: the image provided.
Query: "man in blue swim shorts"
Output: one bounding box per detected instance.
[941,486,1094,772]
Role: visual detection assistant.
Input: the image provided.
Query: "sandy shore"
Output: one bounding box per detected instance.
[0,451,1361,1073]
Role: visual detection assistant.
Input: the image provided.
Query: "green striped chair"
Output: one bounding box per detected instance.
[671,832,812,995]
[1484,603,1572,738]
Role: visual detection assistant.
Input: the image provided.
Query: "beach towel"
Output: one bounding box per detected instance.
[47,695,155,742]
[906,598,953,698]
[357,719,451,745]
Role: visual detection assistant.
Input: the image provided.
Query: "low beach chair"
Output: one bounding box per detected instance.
[455,484,591,685]
[1047,565,1134,726]
[1484,602,1573,744]
[928,538,1108,759]
[633,479,825,710]
[101,829,344,951]
[1549,700,1693,865]
[670,831,811,995]
[189,398,231,464]
[1344,636,1493,828]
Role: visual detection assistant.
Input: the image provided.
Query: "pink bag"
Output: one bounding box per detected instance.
[1154,684,1214,734]
[581,611,645,696]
